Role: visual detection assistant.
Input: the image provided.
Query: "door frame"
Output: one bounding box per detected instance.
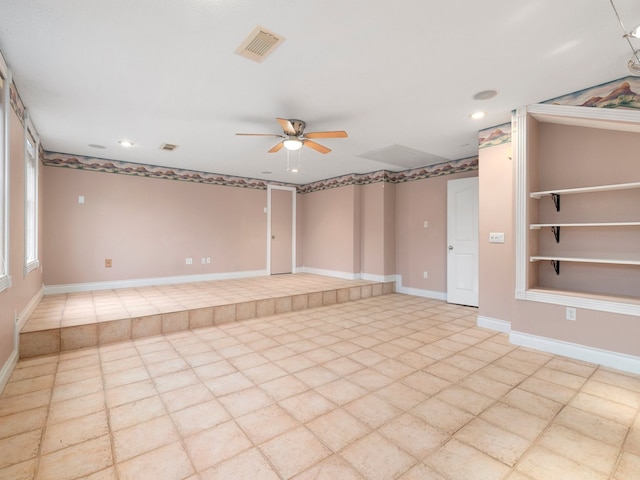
[267,185,297,275]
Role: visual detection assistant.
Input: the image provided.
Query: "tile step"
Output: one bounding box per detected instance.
[19,282,395,358]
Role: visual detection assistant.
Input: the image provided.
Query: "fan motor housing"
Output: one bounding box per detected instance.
[287,119,306,135]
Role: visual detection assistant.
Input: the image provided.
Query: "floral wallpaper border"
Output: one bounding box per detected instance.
[297,157,478,194]
[43,152,478,194]
[478,122,512,149]
[543,75,640,109]
[42,153,288,190]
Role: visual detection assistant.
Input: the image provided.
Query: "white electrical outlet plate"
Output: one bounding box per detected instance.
[423,272,428,279]
[186,258,192,265]
[78,195,85,204]
[423,221,429,228]
[566,307,577,321]
[489,232,505,243]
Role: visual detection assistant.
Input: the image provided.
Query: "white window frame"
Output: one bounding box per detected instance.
[24,113,39,276]
[0,52,10,292]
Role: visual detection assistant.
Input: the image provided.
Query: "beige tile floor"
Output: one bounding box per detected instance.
[2,293,640,479]
[21,274,392,357]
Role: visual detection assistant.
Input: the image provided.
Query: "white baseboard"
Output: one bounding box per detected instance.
[360,273,398,283]
[510,330,640,375]
[17,285,44,332]
[477,315,511,333]
[296,267,361,281]
[393,275,446,301]
[44,270,269,295]
[0,348,18,396]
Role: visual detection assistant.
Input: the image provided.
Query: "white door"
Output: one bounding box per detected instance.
[268,186,295,275]
[447,177,479,306]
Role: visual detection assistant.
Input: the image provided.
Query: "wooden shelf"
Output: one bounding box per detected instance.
[530,254,640,266]
[530,182,640,199]
[530,222,640,229]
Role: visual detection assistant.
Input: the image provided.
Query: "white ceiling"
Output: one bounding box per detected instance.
[1,0,639,184]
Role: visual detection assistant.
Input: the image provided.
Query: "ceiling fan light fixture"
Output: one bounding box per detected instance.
[283,138,303,151]
[609,0,640,75]
[628,50,640,75]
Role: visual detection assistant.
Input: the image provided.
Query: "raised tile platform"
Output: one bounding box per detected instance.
[20,274,395,358]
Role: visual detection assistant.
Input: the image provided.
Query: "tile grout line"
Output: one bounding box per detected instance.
[96,343,122,480]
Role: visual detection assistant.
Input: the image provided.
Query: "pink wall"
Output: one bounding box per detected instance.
[395,171,477,292]
[514,299,640,356]
[300,185,358,273]
[296,193,304,269]
[43,167,268,285]
[359,183,385,276]
[383,183,396,276]
[0,109,44,368]
[478,142,514,323]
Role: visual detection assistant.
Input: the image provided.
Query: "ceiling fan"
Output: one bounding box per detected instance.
[236,118,348,154]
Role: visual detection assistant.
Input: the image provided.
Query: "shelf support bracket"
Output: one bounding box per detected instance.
[551,226,561,243]
[550,260,560,275]
[551,193,560,212]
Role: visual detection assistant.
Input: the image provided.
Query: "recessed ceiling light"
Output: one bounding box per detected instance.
[88,144,106,149]
[470,111,485,120]
[473,90,498,101]
[118,140,134,147]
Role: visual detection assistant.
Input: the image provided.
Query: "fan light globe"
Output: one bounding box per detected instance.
[629,51,640,75]
[283,138,303,151]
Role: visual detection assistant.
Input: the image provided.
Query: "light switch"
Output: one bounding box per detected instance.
[423,221,429,228]
[489,232,505,243]
[78,195,85,204]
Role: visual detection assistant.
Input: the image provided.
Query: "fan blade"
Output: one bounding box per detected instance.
[304,140,331,154]
[276,118,296,135]
[304,131,348,139]
[268,141,285,153]
[236,133,283,137]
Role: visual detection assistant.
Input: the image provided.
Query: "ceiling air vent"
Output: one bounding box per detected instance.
[160,143,178,151]
[235,26,285,63]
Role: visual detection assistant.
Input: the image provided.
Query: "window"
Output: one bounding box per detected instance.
[24,116,39,275]
[0,52,8,292]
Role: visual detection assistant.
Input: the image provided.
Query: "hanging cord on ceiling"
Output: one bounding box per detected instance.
[285,147,301,173]
[608,0,640,74]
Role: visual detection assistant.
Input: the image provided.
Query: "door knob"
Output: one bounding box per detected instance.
[448,245,453,250]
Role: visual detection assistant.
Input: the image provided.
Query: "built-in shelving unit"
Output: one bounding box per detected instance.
[515,103,640,315]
